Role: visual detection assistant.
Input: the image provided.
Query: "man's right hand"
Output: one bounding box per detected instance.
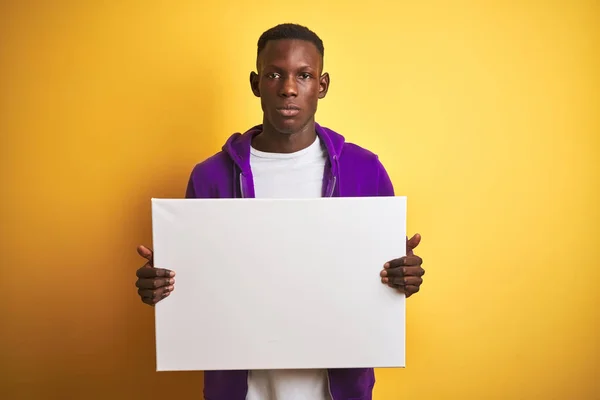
[135,245,175,306]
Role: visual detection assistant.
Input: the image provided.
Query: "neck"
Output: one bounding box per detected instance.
[252,118,317,153]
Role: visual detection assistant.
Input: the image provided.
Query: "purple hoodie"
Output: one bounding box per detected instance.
[184,123,395,400]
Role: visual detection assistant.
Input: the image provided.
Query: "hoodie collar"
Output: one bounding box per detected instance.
[222,122,345,175]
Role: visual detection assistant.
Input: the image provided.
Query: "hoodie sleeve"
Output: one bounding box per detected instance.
[185,174,197,199]
[376,157,395,197]
[183,152,235,199]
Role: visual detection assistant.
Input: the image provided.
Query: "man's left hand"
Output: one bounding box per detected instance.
[380,234,425,298]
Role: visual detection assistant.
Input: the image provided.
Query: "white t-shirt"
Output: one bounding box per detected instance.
[245,136,331,400]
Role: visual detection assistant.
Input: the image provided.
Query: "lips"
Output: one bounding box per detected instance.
[276,105,300,117]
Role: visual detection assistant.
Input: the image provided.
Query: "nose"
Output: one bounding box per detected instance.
[279,76,298,98]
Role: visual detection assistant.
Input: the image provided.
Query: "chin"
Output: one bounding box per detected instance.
[270,117,309,135]
[276,126,297,135]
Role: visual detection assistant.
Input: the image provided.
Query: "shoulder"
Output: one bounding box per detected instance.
[337,142,394,196]
[340,142,380,163]
[339,141,386,175]
[189,151,232,179]
[185,151,234,198]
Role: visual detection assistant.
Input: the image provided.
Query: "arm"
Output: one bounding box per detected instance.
[376,157,395,197]
[374,157,425,297]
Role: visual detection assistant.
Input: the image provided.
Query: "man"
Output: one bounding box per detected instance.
[135,23,425,400]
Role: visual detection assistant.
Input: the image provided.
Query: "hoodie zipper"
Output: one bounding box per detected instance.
[239,173,246,198]
[325,176,337,197]
[325,154,338,197]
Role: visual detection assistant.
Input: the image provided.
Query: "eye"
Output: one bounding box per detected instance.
[299,73,312,79]
[267,72,281,79]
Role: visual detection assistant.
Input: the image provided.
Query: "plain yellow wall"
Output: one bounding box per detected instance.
[1,1,598,399]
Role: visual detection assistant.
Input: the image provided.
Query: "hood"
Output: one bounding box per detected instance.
[221,122,346,175]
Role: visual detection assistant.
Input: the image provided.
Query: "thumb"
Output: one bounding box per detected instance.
[137,245,154,266]
[406,233,421,256]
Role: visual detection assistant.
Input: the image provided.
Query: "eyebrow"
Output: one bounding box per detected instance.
[262,63,317,72]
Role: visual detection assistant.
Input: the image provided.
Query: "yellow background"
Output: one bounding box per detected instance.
[1,1,598,399]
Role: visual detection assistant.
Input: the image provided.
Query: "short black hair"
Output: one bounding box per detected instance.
[257,23,324,59]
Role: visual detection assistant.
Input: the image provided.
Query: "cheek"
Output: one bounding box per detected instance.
[303,84,321,108]
[258,86,274,110]
[259,84,279,100]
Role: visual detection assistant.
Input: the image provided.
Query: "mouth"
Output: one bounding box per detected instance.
[276,105,301,117]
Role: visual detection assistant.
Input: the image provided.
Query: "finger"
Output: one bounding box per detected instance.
[138,288,159,299]
[136,266,175,279]
[138,286,173,300]
[389,276,422,287]
[405,284,420,298]
[390,283,405,291]
[402,266,425,277]
[142,297,156,306]
[137,245,154,265]
[381,265,424,279]
[383,280,406,292]
[382,276,421,287]
[381,277,403,286]
[406,233,421,256]
[141,288,172,307]
[135,277,175,290]
[384,255,423,269]
[381,268,402,279]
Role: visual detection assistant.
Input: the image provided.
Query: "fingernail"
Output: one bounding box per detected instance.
[168,285,174,291]
[382,277,388,283]
[380,270,387,277]
[384,263,390,269]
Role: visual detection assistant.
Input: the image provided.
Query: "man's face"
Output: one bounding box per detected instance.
[251,39,329,135]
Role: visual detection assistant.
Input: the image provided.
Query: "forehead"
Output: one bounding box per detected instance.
[258,39,322,71]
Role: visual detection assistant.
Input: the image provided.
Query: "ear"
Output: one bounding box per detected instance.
[318,72,330,99]
[249,71,260,97]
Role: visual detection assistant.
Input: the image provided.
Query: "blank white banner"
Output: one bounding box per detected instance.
[152,196,406,372]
